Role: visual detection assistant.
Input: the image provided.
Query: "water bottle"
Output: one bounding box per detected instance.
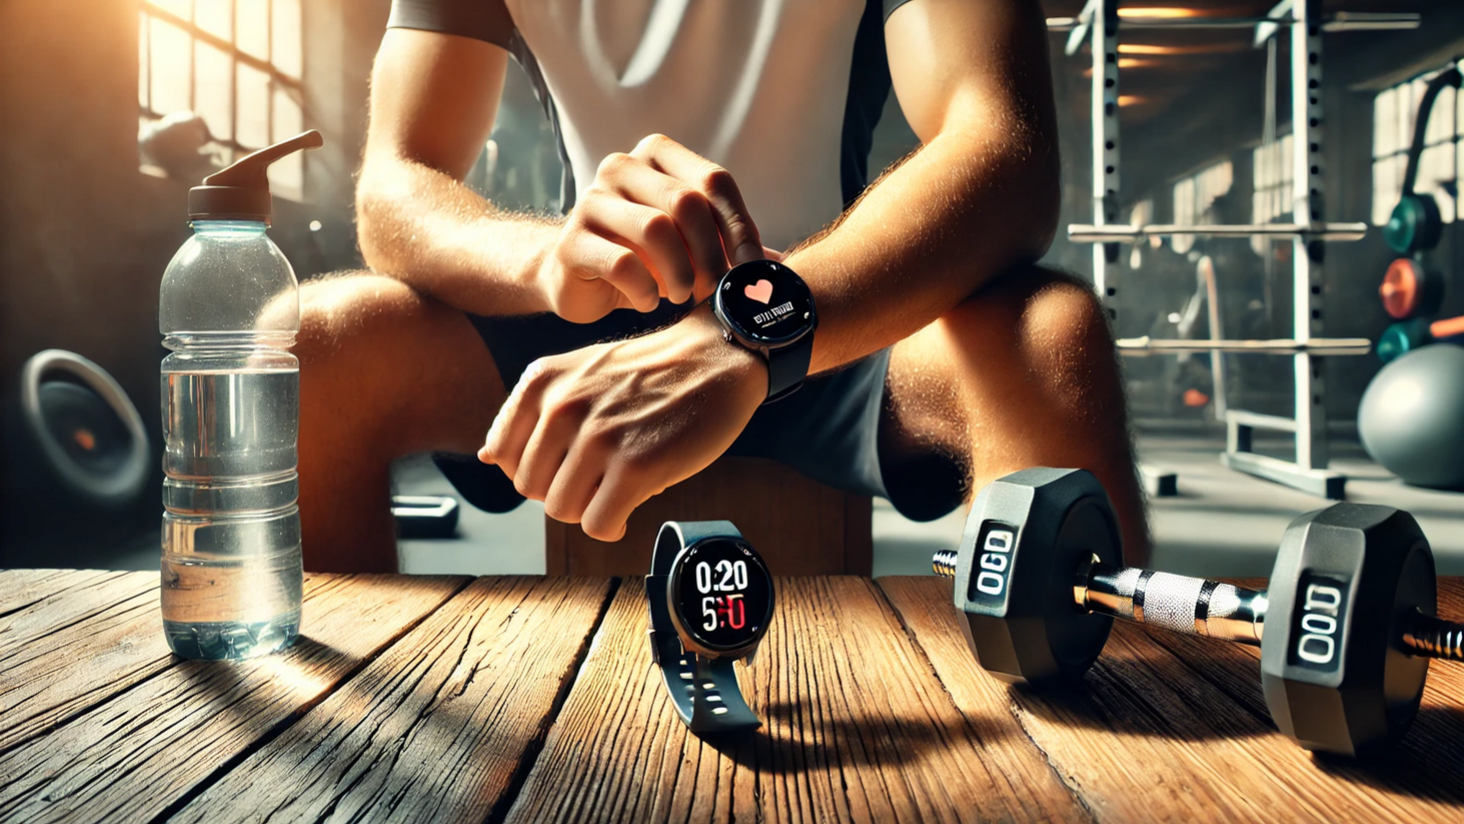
[159,131,323,660]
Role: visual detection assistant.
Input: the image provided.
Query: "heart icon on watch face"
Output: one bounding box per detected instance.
[744,279,774,304]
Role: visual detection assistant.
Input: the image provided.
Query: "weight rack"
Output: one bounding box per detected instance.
[1053,0,1420,499]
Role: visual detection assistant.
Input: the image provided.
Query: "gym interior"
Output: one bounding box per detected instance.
[4,0,1461,577]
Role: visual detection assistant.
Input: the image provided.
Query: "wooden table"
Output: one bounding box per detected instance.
[2,570,1462,823]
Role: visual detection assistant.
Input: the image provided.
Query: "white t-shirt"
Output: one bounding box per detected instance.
[388,0,913,250]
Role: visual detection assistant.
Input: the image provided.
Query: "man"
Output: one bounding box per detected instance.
[297,0,1148,572]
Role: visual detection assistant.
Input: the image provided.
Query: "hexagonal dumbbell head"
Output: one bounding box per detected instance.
[951,468,1124,686]
[1261,504,1436,758]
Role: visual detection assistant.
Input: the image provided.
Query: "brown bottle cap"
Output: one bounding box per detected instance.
[188,130,323,225]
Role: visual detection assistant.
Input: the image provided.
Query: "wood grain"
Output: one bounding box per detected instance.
[879,576,1464,824]
[505,576,1087,823]
[167,576,613,824]
[0,573,465,823]
[0,570,162,752]
[1136,579,1464,816]
[545,457,874,577]
[0,569,123,617]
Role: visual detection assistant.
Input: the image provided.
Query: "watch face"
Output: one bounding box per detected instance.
[715,260,815,346]
[669,538,775,654]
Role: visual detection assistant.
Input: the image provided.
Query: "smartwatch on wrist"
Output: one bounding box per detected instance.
[646,520,775,733]
[712,259,817,403]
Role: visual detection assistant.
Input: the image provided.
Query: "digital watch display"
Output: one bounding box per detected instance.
[714,260,816,346]
[668,538,773,655]
[712,260,817,402]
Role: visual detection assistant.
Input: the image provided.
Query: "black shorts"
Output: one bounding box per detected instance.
[433,301,936,519]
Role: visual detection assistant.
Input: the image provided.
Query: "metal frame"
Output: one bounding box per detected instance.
[1059,0,1415,500]
[1115,337,1371,356]
[1069,222,1366,242]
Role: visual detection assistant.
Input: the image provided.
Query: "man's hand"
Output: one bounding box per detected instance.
[538,134,767,323]
[478,306,767,540]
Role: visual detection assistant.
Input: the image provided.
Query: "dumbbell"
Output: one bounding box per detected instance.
[1377,314,1464,363]
[931,467,1463,757]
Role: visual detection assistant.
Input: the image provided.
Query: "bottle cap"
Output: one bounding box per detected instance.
[187,130,323,225]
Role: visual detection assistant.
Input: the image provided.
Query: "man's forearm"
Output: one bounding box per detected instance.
[356,154,559,317]
[785,121,1060,375]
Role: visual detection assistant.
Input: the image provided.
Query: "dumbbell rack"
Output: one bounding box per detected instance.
[1051,0,1419,499]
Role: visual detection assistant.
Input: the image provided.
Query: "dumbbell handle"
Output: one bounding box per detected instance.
[931,551,1464,660]
[1403,611,1464,661]
[1075,559,1268,645]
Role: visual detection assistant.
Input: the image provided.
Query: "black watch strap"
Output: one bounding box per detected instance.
[765,330,813,403]
[646,521,762,733]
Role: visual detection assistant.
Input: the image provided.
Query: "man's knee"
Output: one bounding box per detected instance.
[947,266,1112,360]
[295,271,501,456]
[295,272,449,440]
[1013,268,1115,374]
[297,272,426,367]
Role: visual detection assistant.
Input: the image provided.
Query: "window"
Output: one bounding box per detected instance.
[1251,134,1293,255]
[1171,161,1233,254]
[138,0,305,200]
[1372,67,1461,228]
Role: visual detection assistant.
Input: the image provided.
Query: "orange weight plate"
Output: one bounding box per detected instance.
[1380,258,1424,319]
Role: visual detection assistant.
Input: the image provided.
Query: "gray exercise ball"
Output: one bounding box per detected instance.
[1358,343,1464,489]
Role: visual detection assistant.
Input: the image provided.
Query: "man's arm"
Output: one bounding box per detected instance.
[359,28,770,322]
[357,28,553,317]
[786,0,1062,373]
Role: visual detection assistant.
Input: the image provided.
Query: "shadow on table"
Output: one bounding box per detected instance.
[171,635,358,715]
[1001,678,1273,744]
[1304,704,1464,804]
[700,699,1003,773]
[1009,671,1464,804]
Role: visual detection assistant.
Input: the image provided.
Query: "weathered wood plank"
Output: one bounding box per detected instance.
[505,576,1088,824]
[0,571,152,661]
[0,571,161,752]
[167,576,613,824]
[879,576,1464,824]
[0,572,425,754]
[0,569,132,622]
[0,573,465,823]
[1138,579,1464,816]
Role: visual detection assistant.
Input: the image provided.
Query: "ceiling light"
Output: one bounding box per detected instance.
[1119,44,1180,55]
[1117,7,1201,19]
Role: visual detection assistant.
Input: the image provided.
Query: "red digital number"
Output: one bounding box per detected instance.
[717,594,746,630]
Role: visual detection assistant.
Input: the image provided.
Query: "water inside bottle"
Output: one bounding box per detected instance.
[160,366,302,659]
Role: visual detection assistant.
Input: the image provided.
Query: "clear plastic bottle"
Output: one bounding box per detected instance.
[159,131,322,659]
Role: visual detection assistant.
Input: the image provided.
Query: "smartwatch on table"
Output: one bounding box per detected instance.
[646,520,775,733]
[712,259,817,403]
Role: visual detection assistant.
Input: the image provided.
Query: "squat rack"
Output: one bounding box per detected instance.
[1054,0,1420,499]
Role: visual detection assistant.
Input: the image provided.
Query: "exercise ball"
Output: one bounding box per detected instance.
[1358,343,1464,489]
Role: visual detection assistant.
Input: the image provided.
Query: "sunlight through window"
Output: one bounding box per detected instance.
[138,0,305,200]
